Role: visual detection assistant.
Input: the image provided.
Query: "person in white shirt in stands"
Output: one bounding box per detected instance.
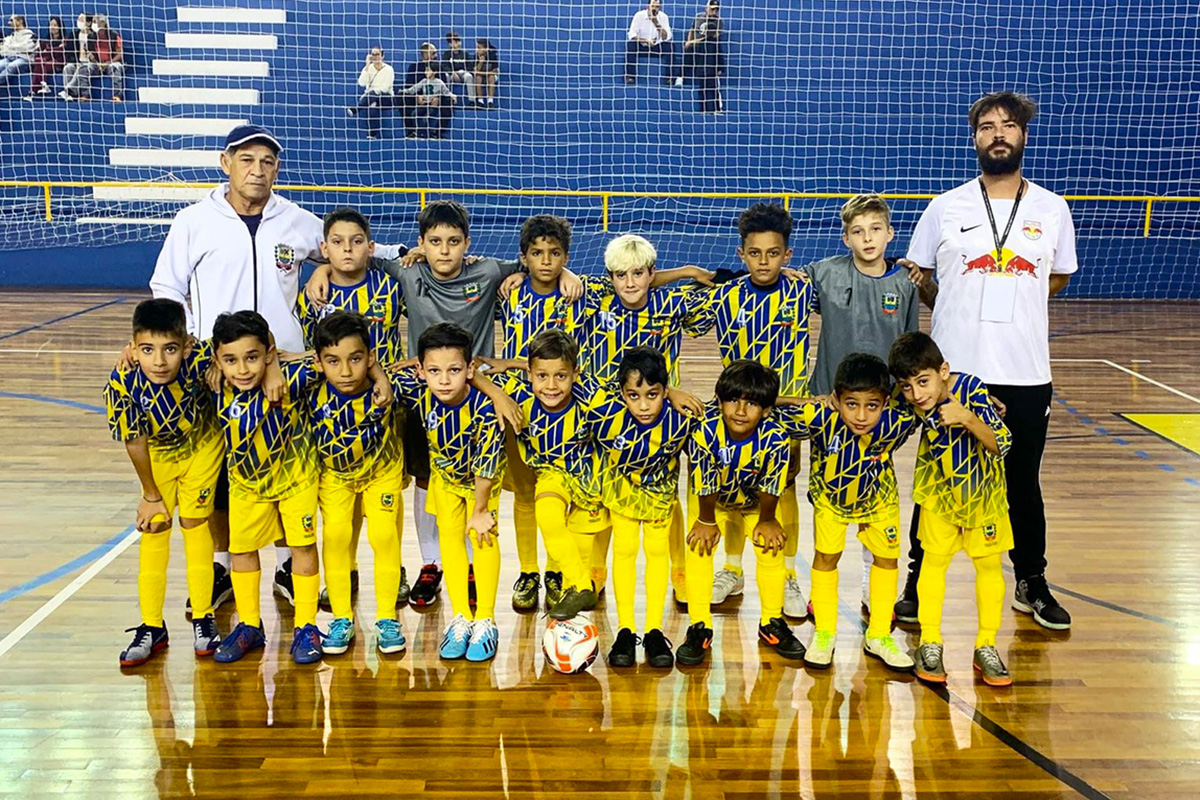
[900,92,1078,633]
[0,14,37,89]
[625,0,679,86]
[347,47,394,140]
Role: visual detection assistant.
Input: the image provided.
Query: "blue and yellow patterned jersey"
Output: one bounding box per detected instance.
[774,401,918,521]
[577,280,709,387]
[689,274,816,396]
[688,402,792,511]
[296,267,405,365]
[216,360,321,501]
[104,344,219,463]
[589,392,695,520]
[393,371,506,499]
[909,373,1012,528]
[502,371,604,510]
[497,275,599,360]
[305,368,405,490]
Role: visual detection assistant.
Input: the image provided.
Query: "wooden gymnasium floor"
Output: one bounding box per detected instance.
[1,290,1199,800]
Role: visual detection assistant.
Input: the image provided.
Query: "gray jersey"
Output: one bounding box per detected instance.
[803,255,919,395]
[377,256,521,358]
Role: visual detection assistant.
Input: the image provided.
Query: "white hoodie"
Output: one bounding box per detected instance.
[0,28,37,57]
[150,185,323,352]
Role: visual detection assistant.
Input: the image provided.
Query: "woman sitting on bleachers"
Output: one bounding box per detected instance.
[24,16,67,99]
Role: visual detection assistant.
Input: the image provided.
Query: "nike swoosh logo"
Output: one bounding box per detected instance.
[960,224,983,233]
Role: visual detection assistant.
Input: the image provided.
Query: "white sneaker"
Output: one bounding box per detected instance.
[710,568,744,604]
[783,575,807,618]
[58,90,74,101]
[804,630,836,669]
[864,635,915,671]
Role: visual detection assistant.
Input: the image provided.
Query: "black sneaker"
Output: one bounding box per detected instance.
[548,586,597,620]
[468,563,477,613]
[396,566,410,607]
[511,571,540,612]
[409,563,442,607]
[1013,575,1072,630]
[675,622,713,666]
[758,617,807,660]
[544,571,564,608]
[643,629,675,669]
[273,558,295,606]
[607,627,639,668]
[582,581,600,611]
[894,568,919,624]
[187,562,233,618]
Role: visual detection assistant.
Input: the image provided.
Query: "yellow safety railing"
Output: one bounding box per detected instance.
[2,180,1198,237]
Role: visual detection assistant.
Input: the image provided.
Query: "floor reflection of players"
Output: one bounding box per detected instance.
[138,660,195,798]
[806,674,903,800]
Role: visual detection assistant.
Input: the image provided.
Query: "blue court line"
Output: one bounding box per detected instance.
[0,525,136,605]
[0,391,104,414]
[0,297,128,342]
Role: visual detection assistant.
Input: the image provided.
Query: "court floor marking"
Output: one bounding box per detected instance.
[0,297,128,342]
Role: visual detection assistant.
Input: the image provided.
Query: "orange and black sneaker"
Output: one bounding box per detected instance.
[675,622,713,666]
[758,617,807,660]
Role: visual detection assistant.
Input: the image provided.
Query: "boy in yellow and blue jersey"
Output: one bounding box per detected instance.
[106,298,224,666]
[392,323,507,661]
[773,354,919,672]
[308,311,408,655]
[888,332,1014,688]
[591,347,696,670]
[688,203,816,617]
[676,360,807,666]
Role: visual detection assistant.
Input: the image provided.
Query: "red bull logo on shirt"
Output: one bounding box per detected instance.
[1022,220,1043,240]
[961,249,1041,278]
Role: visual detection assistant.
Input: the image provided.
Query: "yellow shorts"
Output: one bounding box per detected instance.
[534,472,611,534]
[229,481,319,553]
[428,471,500,530]
[686,492,758,544]
[813,504,902,559]
[149,433,224,520]
[501,424,536,495]
[917,505,1014,559]
[319,463,405,527]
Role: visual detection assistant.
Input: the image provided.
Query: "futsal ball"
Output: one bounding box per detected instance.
[542,615,600,674]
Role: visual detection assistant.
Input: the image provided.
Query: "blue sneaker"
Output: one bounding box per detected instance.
[323,617,355,655]
[439,613,473,659]
[376,618,407,654]
[290,623,324,664]
[466,617,499,662]
[214,622,266,664]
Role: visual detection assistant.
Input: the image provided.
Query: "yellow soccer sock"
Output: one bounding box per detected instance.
[367,512,401,622]
[755,544,785,624]
[321,519,355,621]
[591,525,612,589]
[644,518,671,631]
[611,514,640,630]
[513,492,540,573]
[684,536,715,628]
[138,531,171,627]
[810,567,839,634]
[573,530,594,578]
[973,553,1005,648]
[440,509,472,618]
[668,505,687,597]
[866,564,899,639]
[182,521,215,619]
[917,551,954,645]
[535,495,587,590]
[350,503,363,573]
[779,488,799,558]
[293,572,320,629]
[723,517,746,573]
[470,528,502,620]
[231,569,262,628]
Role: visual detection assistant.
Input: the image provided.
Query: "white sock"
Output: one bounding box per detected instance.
[214,551,231,570]
[275,545,291,563]
[861,547,873,604]
[414,486,440,566]
[725,553,743,571]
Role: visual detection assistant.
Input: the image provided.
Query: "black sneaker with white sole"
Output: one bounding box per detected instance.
[273,558,295,606]
[186,562,233,618]
[1013,574,1071,630]
[894,568,919,624]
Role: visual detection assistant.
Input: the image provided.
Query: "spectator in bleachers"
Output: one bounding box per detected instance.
[346,46,393,140]
[443,31,475,105]
[59,12,90,99]
[0,14,37,90]
[61,13,122,101]
[472,37,498,108]
[24,15,67,99]
[625,0,678,86]
[399,63,452,138]
[402,42,447,137]
[684,0,723,112]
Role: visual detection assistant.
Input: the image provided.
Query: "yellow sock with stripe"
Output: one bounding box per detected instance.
[231,569,261,628]
[973,553,1005,648]
[182,521,215,619]
[916,551,954,645]
[367,511,401,622]
[755,543,785,624]
[810,567,839,634]
[293,572,320,628]
[534,495,587,590]
[644,518,671,631]
[138,531,171,627]
[684,537,715,628]
[322,520,355,620]
[866,564,899,639]
[470,528,502,619]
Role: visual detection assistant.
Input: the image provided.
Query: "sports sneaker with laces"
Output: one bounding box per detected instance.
[192,616,220,657]
[548,585,597,620]
[396,566,410,606]
[290,623,324,664]
[607,627,639,668]
[711,568,745,604]
[376,618,407,654]
[758,617,807,660]
[511,571,540,611]
[1013,575,1071,630]
[273,558,295,606]
[914,642,946,683]
[409,563,442,607]
[439,613,473,659]
[864,635,915,671]
[894,568,920,624]
[319,569,360,612]
[324,617,355,655]
[675,622,714,666]
[642,629,674,669]
[120,623,169,666]
[466,617,499,662]
[187,562,233,618]
[214,622,266,663]
[544,571,564,608]
[804,630,836,669]
[783,574,808,618]
[973,645,1013,687]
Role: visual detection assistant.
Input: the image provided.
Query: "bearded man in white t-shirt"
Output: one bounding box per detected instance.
[899,92,1077,632]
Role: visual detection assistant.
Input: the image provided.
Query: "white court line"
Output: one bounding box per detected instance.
[1098,359,1200,406]
[0,526,139,660]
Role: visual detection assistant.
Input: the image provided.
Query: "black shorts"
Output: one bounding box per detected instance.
[402,410,432,482]
[214,460,229,513]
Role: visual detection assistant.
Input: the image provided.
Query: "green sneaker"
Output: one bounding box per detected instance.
[511,571,541,612]
[544,571,564,608]
[915,642,946,683]
[396,566,410,607]
[973,645,1013,687]
[864,634,915,672]
[804,630,836,669]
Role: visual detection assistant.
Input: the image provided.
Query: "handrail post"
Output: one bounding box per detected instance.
[44,183,52,222]
[1143,199,1153,237]
[419,189,427,210]
[602,193,609,233]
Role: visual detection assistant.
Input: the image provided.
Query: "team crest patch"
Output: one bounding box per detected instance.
[274,244,296,273]
[1022,220,1043,240]
[302,514,315,533]
[778,304,796,323]
[881,292,900,315]
[885,526,898,545]
[381,493,395,509]
[198,488,212,505]
[983,523,997,542]
[462,281,482,302]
